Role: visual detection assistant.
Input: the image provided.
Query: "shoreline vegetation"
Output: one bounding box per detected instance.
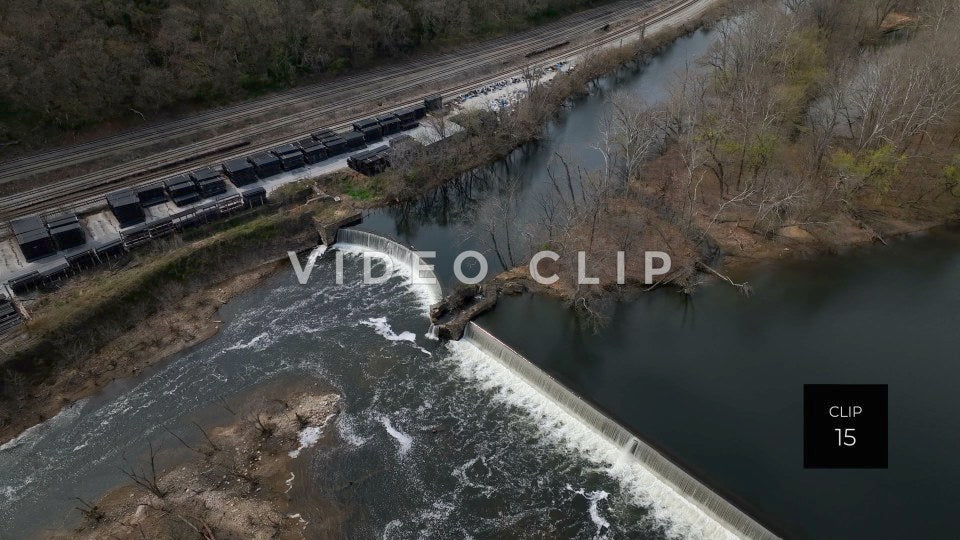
[54,381,343,539]
[0,0,732,445]
[483,0,960,323]
[0,0,728,444]
[4,1,960,529]
[0,207,322,444]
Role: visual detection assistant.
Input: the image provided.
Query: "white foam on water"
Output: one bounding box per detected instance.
[382,519,403,538]
[416,500,456,533]
[225,331,269,351]
[337,415,370,447]
[289,427,323,458]
[567,484,612,538]
[335,239,441,313]
[361,317,430,355]
[0,399,87,454]
[447,339,738,540]
[289,413,335,458]
[309,244,327,264]
[0,474,33,506]
[378,415,413,456]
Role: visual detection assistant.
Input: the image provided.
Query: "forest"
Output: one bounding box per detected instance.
[537,0,960,310]
[0,0,609,147]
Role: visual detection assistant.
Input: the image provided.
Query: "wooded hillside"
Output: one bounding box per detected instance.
[0,0,608,146]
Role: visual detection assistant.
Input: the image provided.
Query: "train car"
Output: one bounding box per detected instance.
[248,152,282,178]
[136,183,168,207]
[10,215,45,237]
[9,270,41,294]
[240,186,267,207]
[163,174,201,207]
[49,223,85,250]
[424,94,442,111]
[222,158,258,186]
[14,228,56,262]
[394,106,423,129]
[271,143,306,170]
[107,190,146,228]
[320,135,348,156]
[190,167,227,197]
[353,118,383,141]
[360,126,382,143]
[298,138,327,164]
[44,211,79,229]
[376,113,401,135]
[352,118,378,131]
[341,131,366,151]
[347,145,390,176]
[311,129,336,141]
[44,212,86,250]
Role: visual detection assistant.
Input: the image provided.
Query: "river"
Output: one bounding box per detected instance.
[364,24,960,538]
[478,228,960,538]
[3,23,956,540]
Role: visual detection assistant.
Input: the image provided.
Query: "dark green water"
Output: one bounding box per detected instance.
[4,22,956,540]
[361,25,960,539]
[478,229,960,539]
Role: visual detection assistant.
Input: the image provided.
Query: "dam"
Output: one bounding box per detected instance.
[335,227,779,539]
[2,230,747,537]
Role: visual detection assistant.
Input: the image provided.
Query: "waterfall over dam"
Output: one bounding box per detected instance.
[463,323,780,540]
[334,227,779,539]
[335,228,443,305]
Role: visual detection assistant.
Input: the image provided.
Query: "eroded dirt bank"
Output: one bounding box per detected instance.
[54,382,343,540]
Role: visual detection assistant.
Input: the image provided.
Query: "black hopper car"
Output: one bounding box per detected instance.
[163,174,201,207]
[319,134,348,156]
[271,143,306,170]
[107,190,146,228]
[45,212,86,250]
[376,113,401,135]
[341,131,366,151]
[10,215,56,262]
[311,129,336,141]
[394,105,424,129]
[240,186,267,207]
[190,167,228,197]
[347,146,390,176]
[352,118,383,142]
[249,152,282,178]
[222,158,258,186]
[298,138,327,164]
[424,94,442,111]
[136,183,168,207]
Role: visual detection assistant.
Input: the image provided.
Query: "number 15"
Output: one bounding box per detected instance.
[835,428,856,447]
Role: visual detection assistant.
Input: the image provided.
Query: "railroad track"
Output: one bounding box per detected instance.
[0,0,705,221]
[0,0,662,183]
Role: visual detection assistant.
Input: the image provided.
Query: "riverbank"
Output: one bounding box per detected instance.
[489,0,960,302]
[314,0,737,208]
[0,206,330,445]
[53,382,342,539]
[0,0,787,447]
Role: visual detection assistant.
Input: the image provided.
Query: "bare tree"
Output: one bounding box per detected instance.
[120,443,167,499]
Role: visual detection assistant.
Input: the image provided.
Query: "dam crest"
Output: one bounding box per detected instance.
[334,228,779,540]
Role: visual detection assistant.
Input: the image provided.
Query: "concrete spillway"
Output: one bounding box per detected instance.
[335,227,778,539]
[335,228,443,305]
[463,322,780,540]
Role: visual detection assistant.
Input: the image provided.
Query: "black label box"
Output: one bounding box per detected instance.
[804,384,888,469]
